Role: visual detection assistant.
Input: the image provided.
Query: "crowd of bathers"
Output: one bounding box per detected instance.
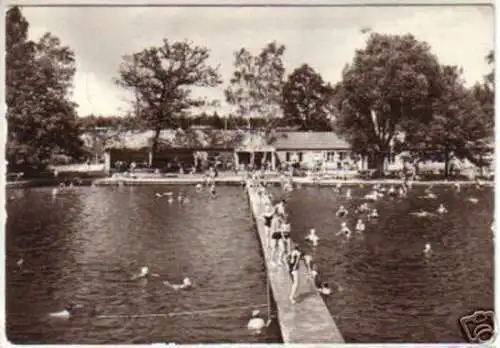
[245,172,331,304]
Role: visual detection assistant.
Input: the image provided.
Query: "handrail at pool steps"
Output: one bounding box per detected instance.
[245,180,344,344]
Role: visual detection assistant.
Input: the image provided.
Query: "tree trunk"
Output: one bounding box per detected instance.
[150,127,161,168]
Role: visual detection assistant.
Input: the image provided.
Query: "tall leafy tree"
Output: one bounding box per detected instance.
[472,50,494,129]
[281,64,336,131]
[335,33,445,173]
[225,42,285,131]
[406,65,492,176]
[6,6,83,172]
[115,39,222,164]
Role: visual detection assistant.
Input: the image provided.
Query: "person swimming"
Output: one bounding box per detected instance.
[345,189,352,199]
[364,191,379,201]
[48,304,83,319]
[317,282,332,296]
[355,219,365,233]
[337,222,352,238]
[305,228,319,246]
[369,209,379,219]
[163,277,193,291]
[210,183,216,198]
[467,197,479,204]
[336,205,348,218]
[167,196,174,204]
[388,185,397,196]
[437,204,448,214]
[247,309,269,334]
[423,243,432,255]
[131,266,160,280]
[410,210,434,218]
[454,182,461,192]
[196,183,203,192]
[355,202,369,214]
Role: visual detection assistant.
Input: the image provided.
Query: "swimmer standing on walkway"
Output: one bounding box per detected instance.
[287,246,304,304]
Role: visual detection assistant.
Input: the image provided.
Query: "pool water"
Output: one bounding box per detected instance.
[6,185,282,344]
[277,184,493,343]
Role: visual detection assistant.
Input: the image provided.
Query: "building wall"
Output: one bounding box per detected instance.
[275,149,365,170]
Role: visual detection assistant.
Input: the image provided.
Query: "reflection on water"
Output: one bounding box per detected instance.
[279,184,493,343]
[6,185,281,344]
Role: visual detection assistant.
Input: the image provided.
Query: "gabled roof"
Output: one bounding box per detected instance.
[273,132,350,150]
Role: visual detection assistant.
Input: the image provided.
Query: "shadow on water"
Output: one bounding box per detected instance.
[6,185,282,344]
[276,184,493,343]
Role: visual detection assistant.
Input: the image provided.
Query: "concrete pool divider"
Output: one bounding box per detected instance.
[245,182,344,344]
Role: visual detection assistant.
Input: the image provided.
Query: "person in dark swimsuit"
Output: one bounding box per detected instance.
[287,246,303,304]
[262,203,275,246]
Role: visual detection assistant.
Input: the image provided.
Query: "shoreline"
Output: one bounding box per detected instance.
[6,176,494,189]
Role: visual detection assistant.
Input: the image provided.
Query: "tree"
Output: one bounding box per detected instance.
[472,50,494,129]
[6,6,84,173]
[335,33,445,174]
[281,64,336,131]
[225,42,285,131]
[115,39,222,165]
[405,65,492,177]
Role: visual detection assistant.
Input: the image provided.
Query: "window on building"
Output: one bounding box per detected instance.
[297,152,303,162]
[326,152,335,162]
[285,152,290,162]
[339,152,346,161]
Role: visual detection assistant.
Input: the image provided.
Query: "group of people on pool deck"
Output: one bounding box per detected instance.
[253,182,331,304]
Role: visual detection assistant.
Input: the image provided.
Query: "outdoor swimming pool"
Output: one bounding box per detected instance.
[6,185,282,344]
[278,184,493,343]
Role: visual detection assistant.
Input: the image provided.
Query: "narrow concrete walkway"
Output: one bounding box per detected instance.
[246,185,344,343]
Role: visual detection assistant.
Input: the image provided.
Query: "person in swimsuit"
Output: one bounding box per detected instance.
[287,246,303,304]
[262,203,275,246]
[280,221,291,263]
[270,214,283,265]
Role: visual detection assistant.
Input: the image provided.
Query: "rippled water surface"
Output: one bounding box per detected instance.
[276,184,494,343]
[6,185,282,344]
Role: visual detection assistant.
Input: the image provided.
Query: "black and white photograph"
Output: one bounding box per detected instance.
[3,0,495,345]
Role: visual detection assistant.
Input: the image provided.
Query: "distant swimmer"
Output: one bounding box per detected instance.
[196,183,203,192]
[337,222,352,238]
[336,205,348,218]
[336,183,342,192]
[355,202,369,214]
[167,196,174,204]
[369,209,379,219]
[163,277,193,291]
[247,309,269,334]
[48,304,83,319]
[398,187,407,197]
[182,197,190,204]
[155,193,163,198]
[364,191,378,201]
[164,192,173,196]
[317,282,332,296]
[17,258,23,267]
[305,228,319,246]
[177,193,183,202]
[355,219,365,233]
[345,189,352,199]
[388,185,396,196]
[423,243,432,255]
[437,204,448,214]
[467,197,479,204]
[475,178,484,189]
[210,183,217,198]
[454,182,461,192]
[424,192,437,199]
[131,266,159,280]
[410,210,434,218]
[52,188,58,196]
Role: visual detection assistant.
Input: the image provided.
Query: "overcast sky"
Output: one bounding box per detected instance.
[21,5,494,117]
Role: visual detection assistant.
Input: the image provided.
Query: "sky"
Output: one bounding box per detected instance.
[20,5,494,117]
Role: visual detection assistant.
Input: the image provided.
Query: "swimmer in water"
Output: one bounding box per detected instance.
[410,210,434,218]
[48,303,83,319]
[209,183,216,198]
[163,277,193,291]
[454,182,461,192]
[167,196,174,204]
[247,309,270,334]
[17,258,23,267]
[317,282,332,296]
[345,189,352,199]
[467,197,479,204]
[423,243,432,255]
[177,193,183,202]
[355,219,365,233]
[337,222,352,238]
[369,209,379,219]
[196,183,203,192]
[305,228,319,246]
[131,266,160,280]
[336,205,348,218]
[437,204,448,214]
